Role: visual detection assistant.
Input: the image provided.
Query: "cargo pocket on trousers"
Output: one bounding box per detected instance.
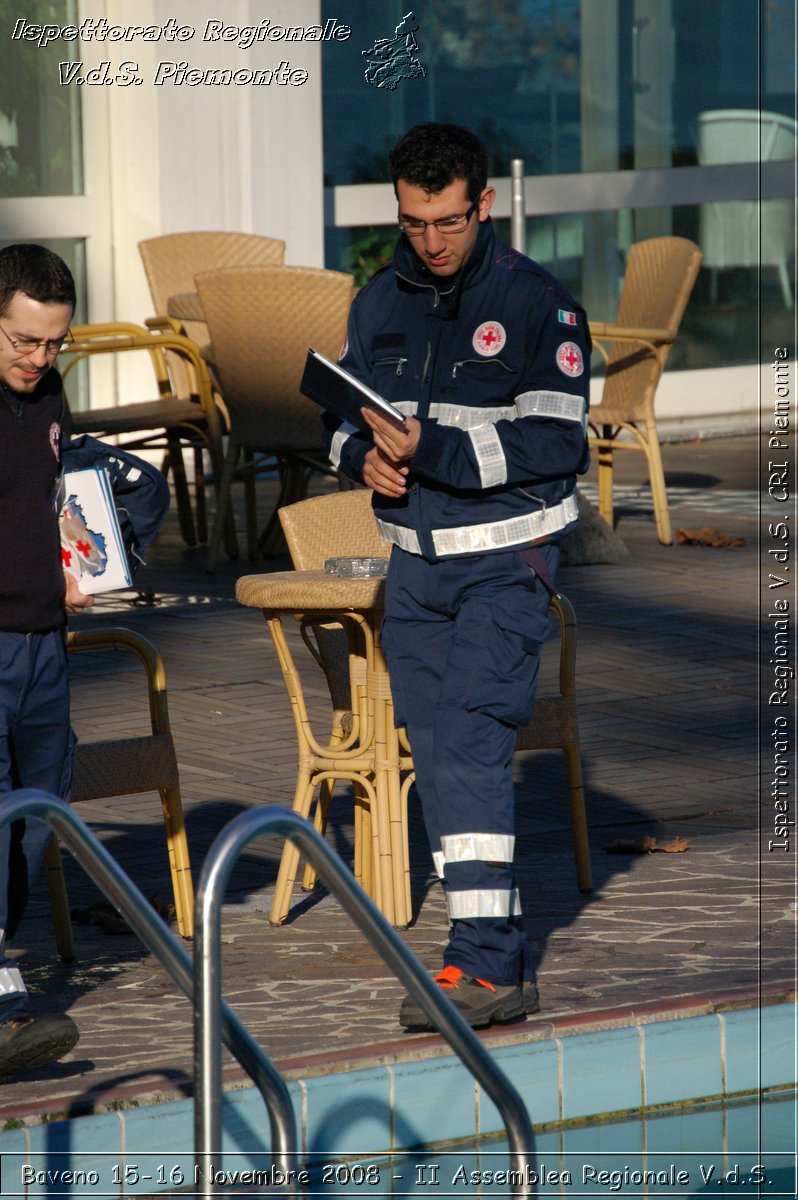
[463,603,543,727]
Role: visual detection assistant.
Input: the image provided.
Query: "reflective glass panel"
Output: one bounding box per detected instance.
[0,0,83,197]
[322,0,794,183]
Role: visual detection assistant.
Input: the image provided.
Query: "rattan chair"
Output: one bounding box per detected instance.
[46,627,194,960]
[587,236,703,546]
[269,488,591,924]
[135,233,286,548]
[194,265,354,570]
[61,322,225,549]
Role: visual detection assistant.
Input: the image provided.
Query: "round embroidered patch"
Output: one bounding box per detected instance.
[472,320,506,357]
[556,341,584,377]
[49,422,61,461]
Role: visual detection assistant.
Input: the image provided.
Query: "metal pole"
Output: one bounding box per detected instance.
[511,158,526,253]
[196,807,535,1200]
[0,792,297,1179]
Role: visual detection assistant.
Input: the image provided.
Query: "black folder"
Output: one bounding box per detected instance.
[300,347,407,433]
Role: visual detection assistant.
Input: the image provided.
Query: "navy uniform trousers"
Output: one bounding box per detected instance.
[381,543,558,987]
[0,630,73,1016]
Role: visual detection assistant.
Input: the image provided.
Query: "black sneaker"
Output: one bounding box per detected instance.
[400,965,526,1031]
[0,1013,79,1079]
[522,980,541,1014]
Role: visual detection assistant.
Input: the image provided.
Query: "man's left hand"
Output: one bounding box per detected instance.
[362,409,421,462]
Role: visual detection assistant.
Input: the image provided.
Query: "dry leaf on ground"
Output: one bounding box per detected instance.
[676,526,745,548]
[603,835,690,855]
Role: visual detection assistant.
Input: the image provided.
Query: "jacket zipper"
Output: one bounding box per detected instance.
[451,358,514,378]
[373,356,407,376]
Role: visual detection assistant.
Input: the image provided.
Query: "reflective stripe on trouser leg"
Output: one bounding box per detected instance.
[382,547,555,986]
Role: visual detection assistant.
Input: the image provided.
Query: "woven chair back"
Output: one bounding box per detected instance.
[195,264,354,452]
[601,236,702,420]
[279,488,389,570]
[139,231,285,343]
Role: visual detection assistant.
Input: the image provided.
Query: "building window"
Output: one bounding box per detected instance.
[322,0,796,373]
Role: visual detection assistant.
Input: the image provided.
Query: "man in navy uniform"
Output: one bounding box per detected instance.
[0,244,89,1076]
[326,124,590,1029]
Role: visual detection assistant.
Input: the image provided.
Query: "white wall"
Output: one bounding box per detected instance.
[78,0,325,403]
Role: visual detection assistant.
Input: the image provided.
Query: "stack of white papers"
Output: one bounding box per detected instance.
[60,467,132,594]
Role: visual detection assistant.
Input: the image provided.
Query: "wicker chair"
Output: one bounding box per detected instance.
[269,489,591,924]
[587,236,703,546]
[128,233,284,552]
[138,230,286,346]
[194,265,354,570]
[61,322,226,550]
[46,627,194,959]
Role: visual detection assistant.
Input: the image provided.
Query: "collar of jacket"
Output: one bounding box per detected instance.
[392,216,497,310]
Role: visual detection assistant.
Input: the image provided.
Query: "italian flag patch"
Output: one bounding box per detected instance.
[558,309,577,326]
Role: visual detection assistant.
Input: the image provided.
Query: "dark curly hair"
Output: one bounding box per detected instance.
[388,123,488,201]
[0,243,76,318]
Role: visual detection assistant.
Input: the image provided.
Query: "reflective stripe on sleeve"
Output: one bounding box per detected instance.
[329,422,358,470]
[440,833,515,864]
[468,424,507,488]
[515,390,587,425]
[446,888,522,919]
[432,851,445,879]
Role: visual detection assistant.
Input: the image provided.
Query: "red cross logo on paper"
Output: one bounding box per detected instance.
[472,320,506,357]
[49,422,61,461]
[556,341,584,378]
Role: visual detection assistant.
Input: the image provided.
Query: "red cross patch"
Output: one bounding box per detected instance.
[556,341,584,378]
[49,422,61,461]
[472,321,506,357]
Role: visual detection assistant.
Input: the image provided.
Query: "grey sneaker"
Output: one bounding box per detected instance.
[400,965,526,1031]
[0,1013,79,1079]
[522,980,541,1014]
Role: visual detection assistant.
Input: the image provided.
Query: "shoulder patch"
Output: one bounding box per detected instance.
[558,309,577,326]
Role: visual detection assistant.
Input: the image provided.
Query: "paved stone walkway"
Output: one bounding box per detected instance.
[2,435,794,1123]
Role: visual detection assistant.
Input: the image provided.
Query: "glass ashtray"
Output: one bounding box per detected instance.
[324,556,389,579]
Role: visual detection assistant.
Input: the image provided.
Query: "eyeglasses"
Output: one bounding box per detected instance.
[0,323,74,357]
[398,198,479,237]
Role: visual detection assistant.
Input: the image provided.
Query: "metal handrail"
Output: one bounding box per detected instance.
[196,807,535,1200]
[0,791,296,1170]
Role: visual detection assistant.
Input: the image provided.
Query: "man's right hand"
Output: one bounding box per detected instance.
[363,446,410,498]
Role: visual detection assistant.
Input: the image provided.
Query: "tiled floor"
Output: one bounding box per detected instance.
[2,434,793,1124]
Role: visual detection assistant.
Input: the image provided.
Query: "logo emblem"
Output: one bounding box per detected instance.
[556,342,584,377]
[49,422,61,461]
[472,321,506,357]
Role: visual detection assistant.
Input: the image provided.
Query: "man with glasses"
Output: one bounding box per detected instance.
[0,243,87,1076]
[326,124,590,1030]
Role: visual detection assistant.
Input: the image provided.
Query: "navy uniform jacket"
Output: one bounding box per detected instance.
[325,218,590,562]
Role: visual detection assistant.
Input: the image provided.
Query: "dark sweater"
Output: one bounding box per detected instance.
[0,369,66,633]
